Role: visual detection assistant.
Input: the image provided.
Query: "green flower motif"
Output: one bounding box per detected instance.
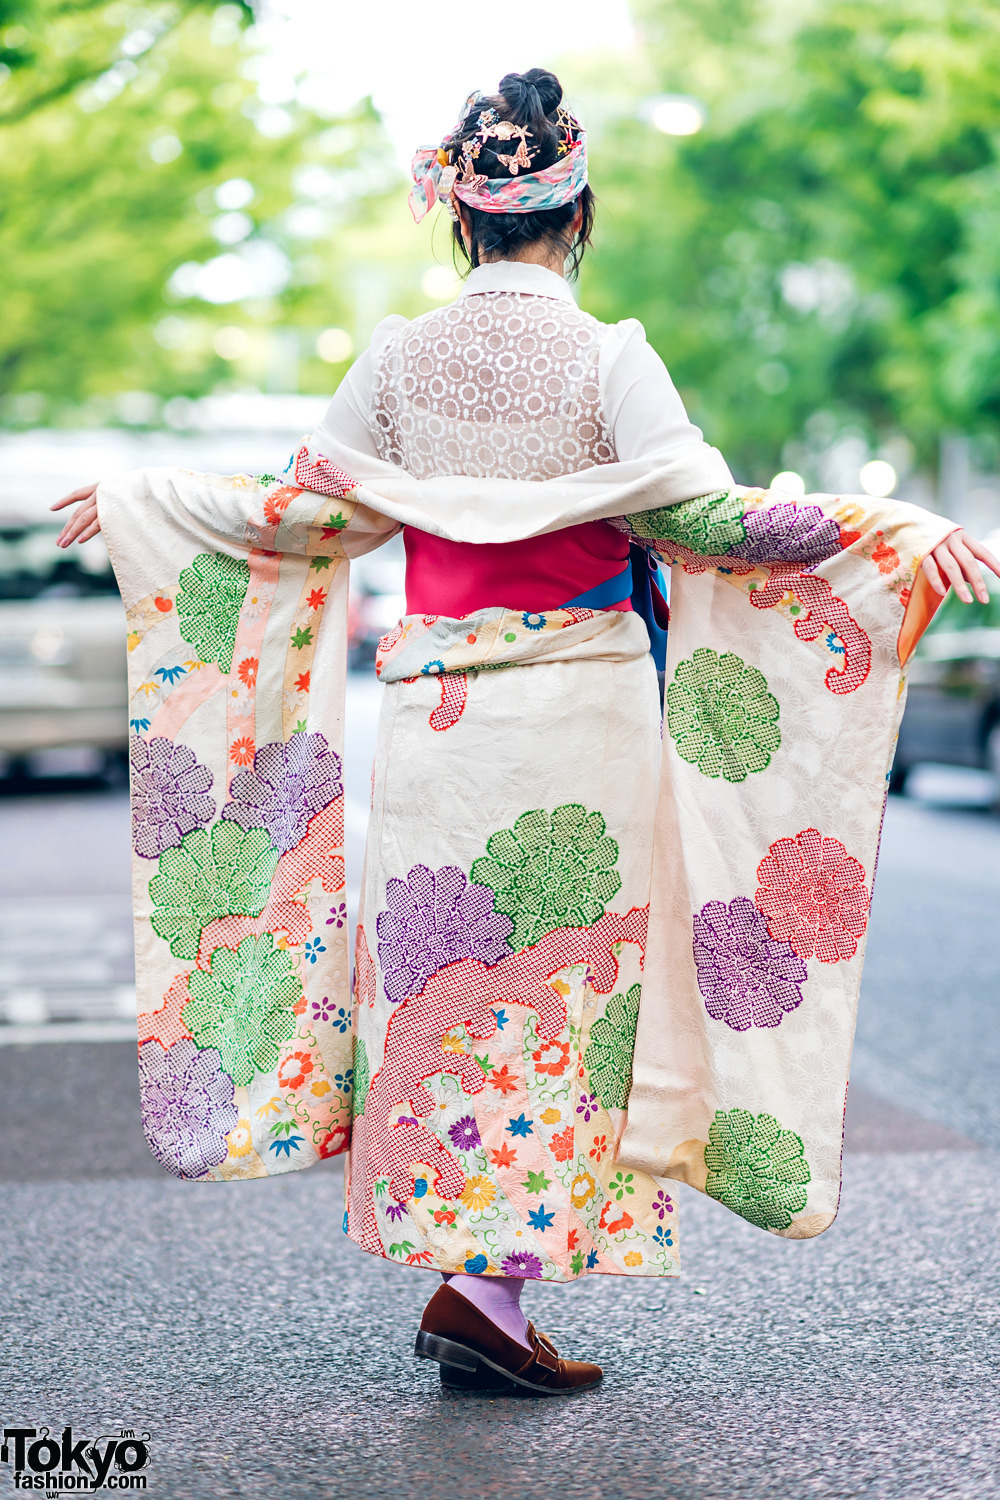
[704,1107,811,1231]
[149,822,279,960]
[470,804,621,954]
[584,983,641,1110]
[628,490,745,555]
[667,647,781,782]
[610,1171,635,1201]
[183,934,300,1086]
[352,1037,370,1118]
[176,552,250,674]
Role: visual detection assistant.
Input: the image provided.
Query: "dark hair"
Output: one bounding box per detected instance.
[445,68,595,278]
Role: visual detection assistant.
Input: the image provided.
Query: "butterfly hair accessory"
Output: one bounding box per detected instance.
[409,98,588,222]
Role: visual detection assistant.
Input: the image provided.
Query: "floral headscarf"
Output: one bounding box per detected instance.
[409,93,588,223]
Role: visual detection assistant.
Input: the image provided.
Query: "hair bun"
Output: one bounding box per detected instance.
[499,68,563,133]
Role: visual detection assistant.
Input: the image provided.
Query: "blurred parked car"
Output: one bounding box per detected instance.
[0,415,323,782]
[892,625,1000,796]
[0,520,128,780]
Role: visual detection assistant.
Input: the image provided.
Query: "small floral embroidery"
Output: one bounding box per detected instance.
[576,1091,597,1123]
[460,1175,496,1211]
[501,1251,543,1278]
[448,1114,481,1152]
[589,1135,609,1163]
[610,1171,635,1201]
[532,1037,570,1076]
[570,1172,598,1210]
[304,936,326,964]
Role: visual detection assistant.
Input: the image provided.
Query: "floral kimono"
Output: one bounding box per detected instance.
[97,438,953,1282]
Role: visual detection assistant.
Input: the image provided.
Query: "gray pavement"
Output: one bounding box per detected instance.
[1,691,998,1499]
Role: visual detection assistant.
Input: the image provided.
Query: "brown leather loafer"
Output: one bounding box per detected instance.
[416,1285,603,1396]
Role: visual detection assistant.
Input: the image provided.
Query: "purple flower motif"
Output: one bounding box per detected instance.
[653,1189,674,1220]
[376,864,514,1003]
[501,1251,543,1279]
[397,1115,419,1127]
[693,895,808,1032]
[311,995,336,1023]
[221,731,342,854]
[384,1200,407,1222]
[130,735,214,860]
[576,1091,597,1123]
[449,1114,482,1152]
[732,502,842,568]
[138,1037,238,1179]
[326,902,348,929]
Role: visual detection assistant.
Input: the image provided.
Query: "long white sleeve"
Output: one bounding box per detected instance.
[311,313,409,460]
[599,319,711,464]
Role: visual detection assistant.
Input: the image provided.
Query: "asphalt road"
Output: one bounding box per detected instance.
[1,686,998,1500]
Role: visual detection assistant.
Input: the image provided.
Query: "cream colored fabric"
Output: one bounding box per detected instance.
[98,444,954,1257]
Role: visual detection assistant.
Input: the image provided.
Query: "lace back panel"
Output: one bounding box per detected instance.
[371,291,616,481]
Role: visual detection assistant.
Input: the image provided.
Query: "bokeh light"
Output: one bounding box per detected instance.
[213,326,250,360]
[649,96,707,136]
[422,266,464,302]
[860,459,898,496]
[316,327,354,363]
[769,470,806,495]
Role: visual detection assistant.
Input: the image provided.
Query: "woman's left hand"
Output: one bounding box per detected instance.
[921,528,1000,604]
[51,481,101,547]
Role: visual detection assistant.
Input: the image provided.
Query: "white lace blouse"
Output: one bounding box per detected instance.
[312,259,709,482]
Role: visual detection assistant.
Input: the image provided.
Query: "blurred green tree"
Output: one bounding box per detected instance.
[0,4,409,419]
[579,0,1000,485]
[0,0,253,125]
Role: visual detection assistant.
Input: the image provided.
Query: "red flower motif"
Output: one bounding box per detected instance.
[433,1208,457,1226]
[307,589,326,610]
[317,1122,349,1159]
[532,1037,569,1076]
[237,657,258,687]
[599,1202,633,1234]
[229,735,255,766]
[550,1125,574,1162]
[295,671,310,693]
[489,1064,519,1096]
[871,532,900,574]
[490,1142,517,1169]
[263,484,301,526]
[589,1133,608,1163]
[278,1049,314,1090]
[567,1228,579,1250]
[755,826,870,963]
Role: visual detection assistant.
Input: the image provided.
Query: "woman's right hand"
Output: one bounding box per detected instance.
[51,481,101,547]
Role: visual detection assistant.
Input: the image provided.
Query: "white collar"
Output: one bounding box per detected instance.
[459,260,576,304]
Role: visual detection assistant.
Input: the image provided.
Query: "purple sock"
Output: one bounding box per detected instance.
[445,1272,531,1348]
